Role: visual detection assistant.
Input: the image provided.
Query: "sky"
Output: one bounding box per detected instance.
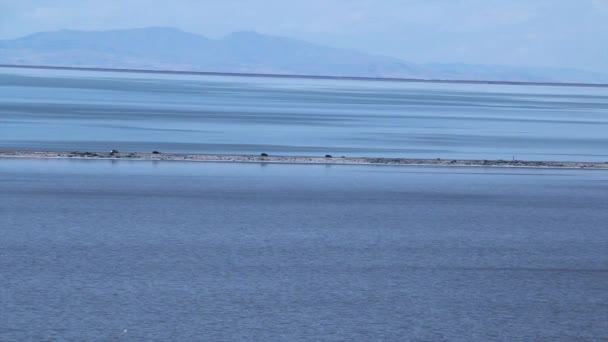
[1,0,607,73]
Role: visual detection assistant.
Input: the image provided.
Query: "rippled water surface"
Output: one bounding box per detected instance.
[2,159,608,341]
[1,67,608,161]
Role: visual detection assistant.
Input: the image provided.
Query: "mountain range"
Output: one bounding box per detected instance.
[1,27,606,83]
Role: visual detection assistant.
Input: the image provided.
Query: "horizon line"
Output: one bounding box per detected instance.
[2,64,607,88]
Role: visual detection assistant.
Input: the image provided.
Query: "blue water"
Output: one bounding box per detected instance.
[1,159,608,341]
[1,67,608,161]
[2,67,608,340]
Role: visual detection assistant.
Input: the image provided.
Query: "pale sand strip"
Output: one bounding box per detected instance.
[1,150,607,170]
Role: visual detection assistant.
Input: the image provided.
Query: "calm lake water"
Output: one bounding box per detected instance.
[1,159,608,341]
[1,67,608,161]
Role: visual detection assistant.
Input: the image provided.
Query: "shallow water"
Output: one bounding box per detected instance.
[1,67,608,161]
[1,159,607,341]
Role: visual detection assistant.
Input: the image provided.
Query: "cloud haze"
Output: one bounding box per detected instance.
[1,0,607,72]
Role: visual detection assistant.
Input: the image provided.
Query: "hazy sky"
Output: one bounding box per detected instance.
[1,0,607,73]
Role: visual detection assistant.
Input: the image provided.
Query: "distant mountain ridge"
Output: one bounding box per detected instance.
[1,27,606,83]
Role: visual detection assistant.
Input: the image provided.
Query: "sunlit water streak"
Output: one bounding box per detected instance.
[1,67,607,161]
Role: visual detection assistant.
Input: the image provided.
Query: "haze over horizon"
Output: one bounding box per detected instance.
[1,0,607,74]
[2,26,607,83]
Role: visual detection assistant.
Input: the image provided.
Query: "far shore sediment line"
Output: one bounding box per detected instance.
[2,64,608,88]
[1,150,607,170]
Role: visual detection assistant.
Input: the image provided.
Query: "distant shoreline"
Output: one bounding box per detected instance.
[2,64,608,88]
[1,151,607,170]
